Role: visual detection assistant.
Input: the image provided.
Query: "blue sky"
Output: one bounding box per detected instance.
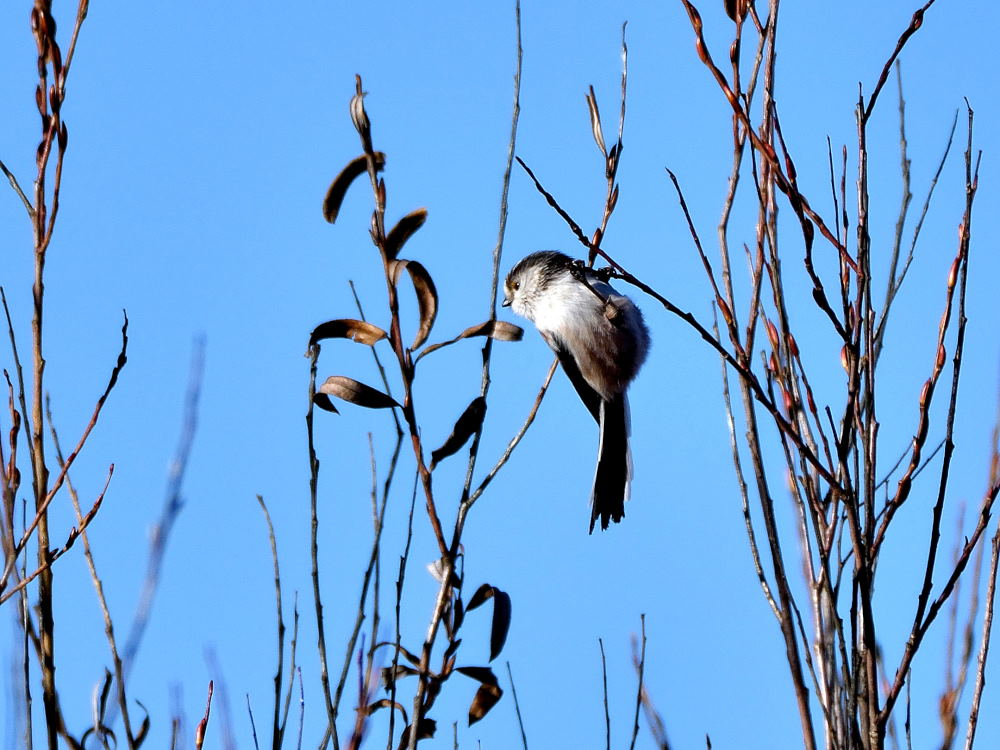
[2,1,999,748]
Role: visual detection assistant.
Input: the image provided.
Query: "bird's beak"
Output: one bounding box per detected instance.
[501,297,512,308]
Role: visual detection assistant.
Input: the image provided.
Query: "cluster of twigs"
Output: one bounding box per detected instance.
[513,1,999,748]
[303,19,532,741]
[1,2,211,748]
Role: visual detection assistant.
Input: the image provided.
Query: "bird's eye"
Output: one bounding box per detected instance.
[512,281,520,291]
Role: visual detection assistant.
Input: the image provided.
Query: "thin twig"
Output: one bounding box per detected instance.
[599,639,610,750]
[630,615,646,750]
[255,494,286,750]
[122,338,203,676]
[506,662,528,750]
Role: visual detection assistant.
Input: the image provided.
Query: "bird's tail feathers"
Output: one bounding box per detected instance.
[589,394,631,533]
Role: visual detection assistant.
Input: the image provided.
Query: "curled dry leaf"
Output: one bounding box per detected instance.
[467,583,512,661]
[389,259,438,349]
[381,664,419,691]
[430,397,487,470]
[396,719,437,750]
[318,376,399,410]
[322,152,386,223]
[312,393,339,413]
[365,698,409,724]
[309,318,387,349]
[456,667,503,725]
[417,320,524,361]
[133,702,151,747]
[384,208,428,261]
[586,85,607,156]
[426,557,461,587]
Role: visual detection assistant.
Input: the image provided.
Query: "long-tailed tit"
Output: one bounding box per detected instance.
[503,251,650,532]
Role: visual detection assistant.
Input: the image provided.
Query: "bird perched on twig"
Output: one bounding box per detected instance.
[503,250,650,532]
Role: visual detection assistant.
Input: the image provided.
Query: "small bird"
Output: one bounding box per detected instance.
[503,251,650,532]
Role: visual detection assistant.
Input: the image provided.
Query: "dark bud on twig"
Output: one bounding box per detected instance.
[194,681,214,750]
[786,332,799,358]
[384,208,428,261]
[317,375,399,410]
[723,0,749,22]
[389,259,438,349]
[765,319,780,351]
[947,254,960,290]
[322,152,386,223]
[430,397,487,470]
[717,297,733,328]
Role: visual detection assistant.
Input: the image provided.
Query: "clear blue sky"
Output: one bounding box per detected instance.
[2,1,999,748]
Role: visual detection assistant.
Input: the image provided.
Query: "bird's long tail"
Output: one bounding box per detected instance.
[590,394,631,532]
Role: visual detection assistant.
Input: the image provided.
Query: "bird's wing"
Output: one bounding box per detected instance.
[542,331,602,423]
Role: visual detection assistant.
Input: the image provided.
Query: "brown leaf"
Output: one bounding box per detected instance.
[455,669,503,726]
[309,318,387,348]
[417,320,523,360]
[381,664,419,691]
[456,666,498,686]
[586,85,607,156]
[318,376,398,410]
[365,698,408,724]
[384,208,428,261]
[467,584,512,661]
[390,260,438,349]
[322,152,386,223]
[396,719,437,750]
[312,393,339,413]
[430,397,487,470]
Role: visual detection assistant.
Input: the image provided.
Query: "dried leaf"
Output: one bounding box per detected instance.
[318,376,398,409]
[309,318,387,348]
[396,719,437,750]
[97,669,113,720]
[456,668,503,726]
[467,584,512,661]
[365,698,408,724]
[426,557,461,587]
[390,260,438,349]
[456,666,498,685]
[444,637,463,662]
[586,85,607,156]
[430,397,487,470]
[384,208,428,261]
[417,320,523,360]
[133,701,151,747]
[381,664,419,690]
[312,393,340,413]
[322,152,386,223]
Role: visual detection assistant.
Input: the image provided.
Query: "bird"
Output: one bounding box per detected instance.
[502,250,650,532]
